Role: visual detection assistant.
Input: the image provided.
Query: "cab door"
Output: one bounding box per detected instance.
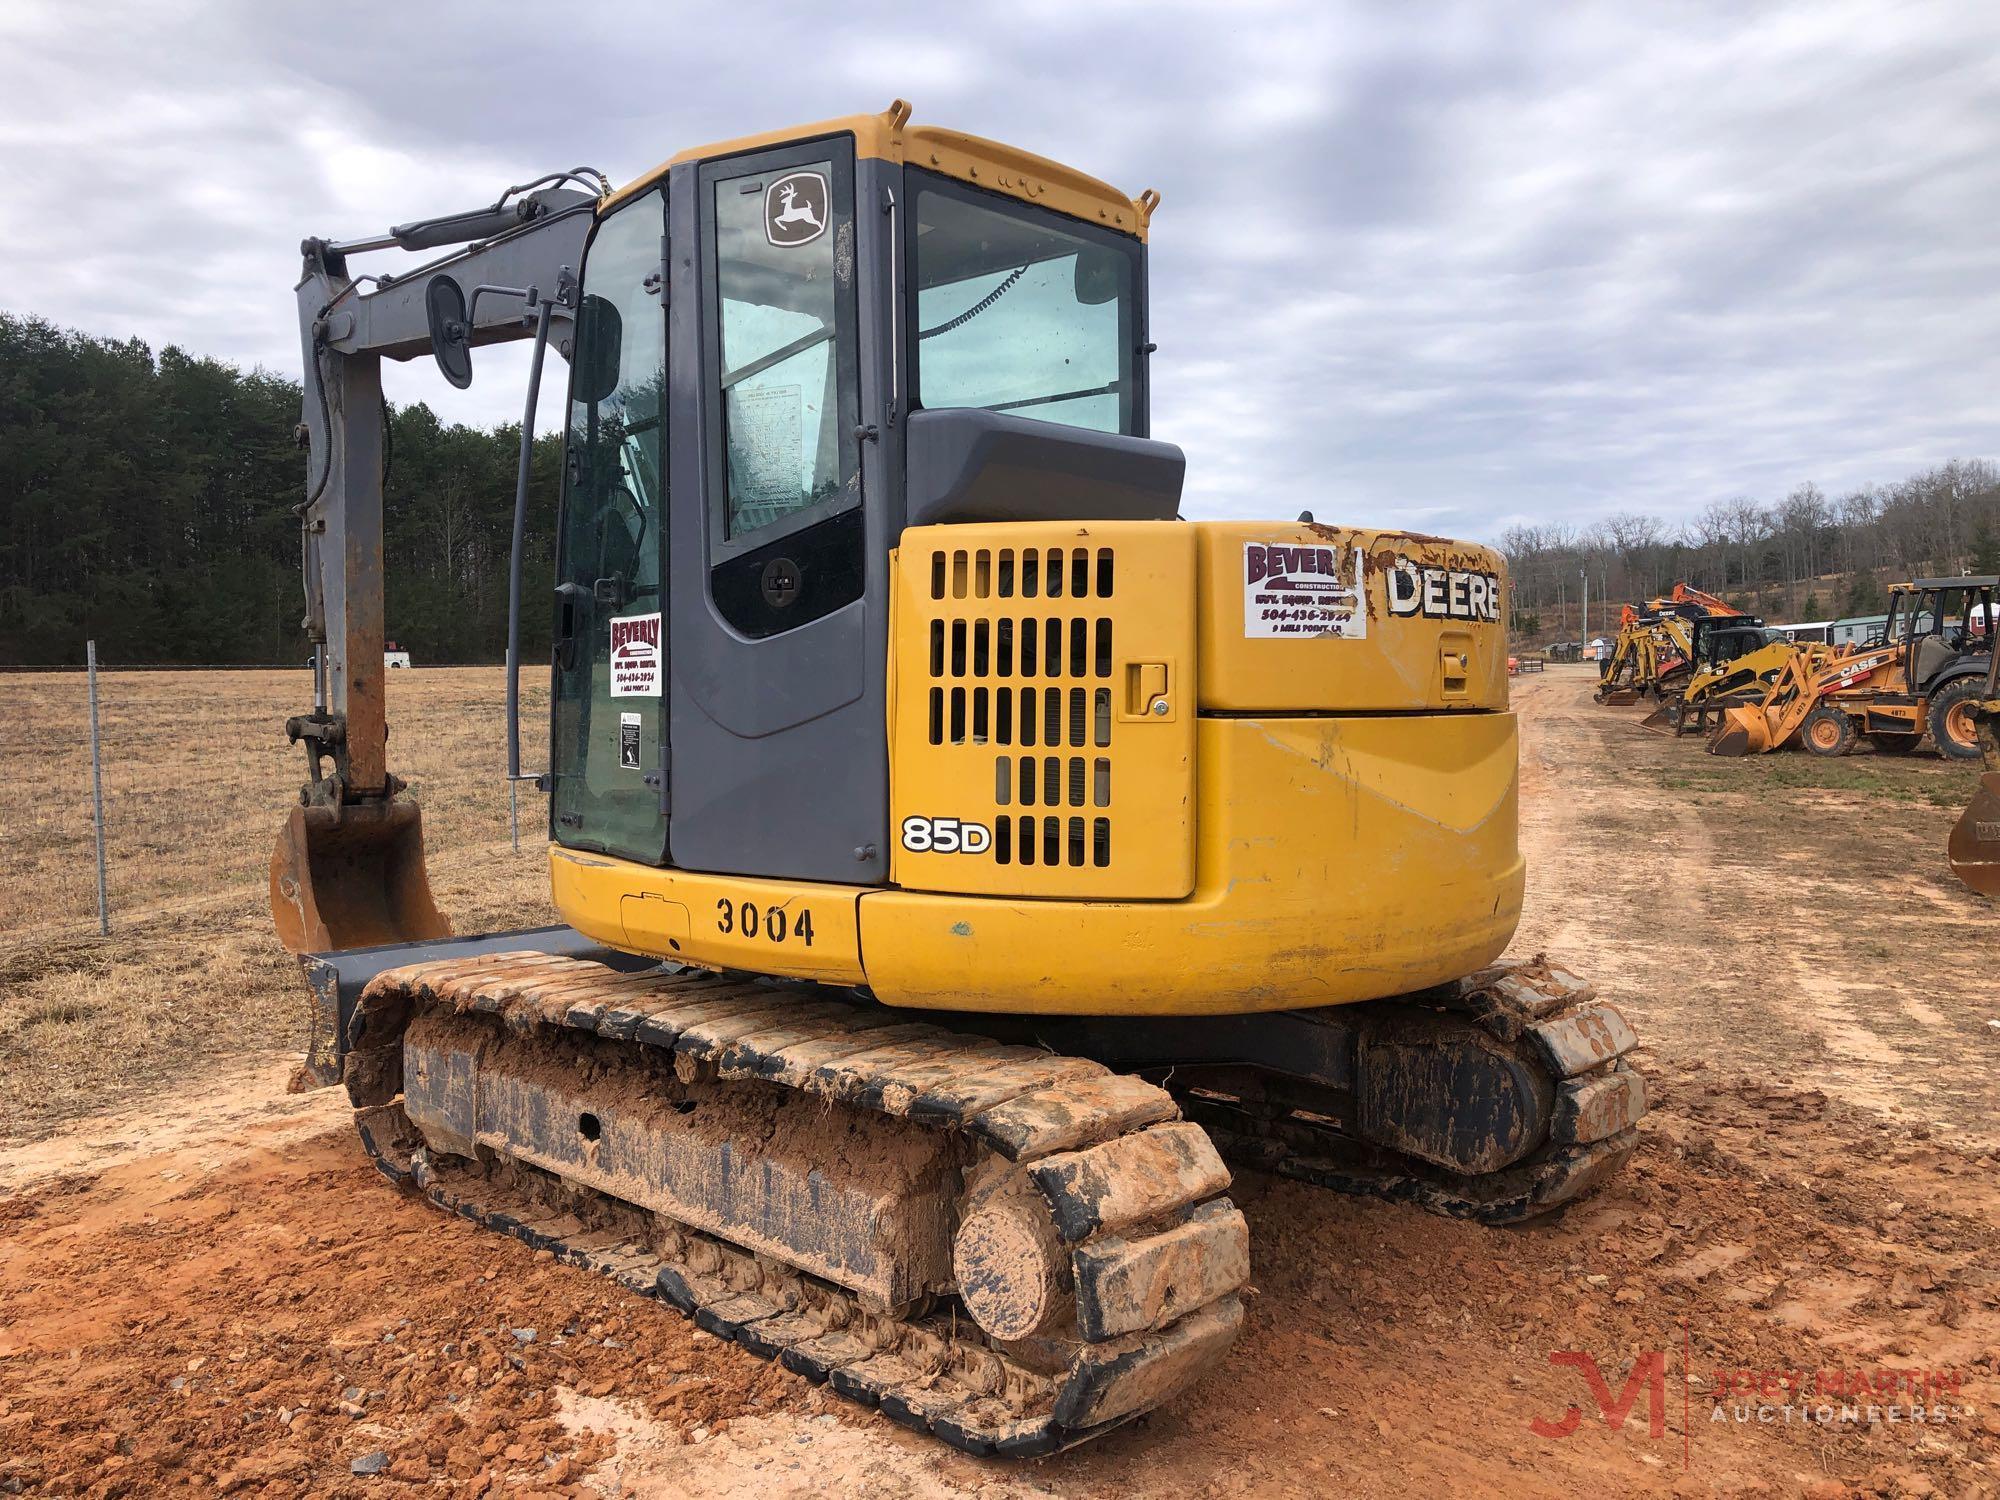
[548,187,669,864]
[662,137,894,884]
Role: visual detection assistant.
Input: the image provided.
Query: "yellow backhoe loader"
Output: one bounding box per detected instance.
[1947,643,2000,895]
[1711,579,1995,758]
[269,102,1644,1456]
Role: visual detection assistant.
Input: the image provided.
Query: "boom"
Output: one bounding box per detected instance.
[271,177,603,953]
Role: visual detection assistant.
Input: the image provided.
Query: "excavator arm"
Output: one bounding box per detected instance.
[271,177,603,954]
[1667,581,1743,617]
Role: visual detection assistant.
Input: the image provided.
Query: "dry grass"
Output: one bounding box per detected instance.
[0,667,554,1142]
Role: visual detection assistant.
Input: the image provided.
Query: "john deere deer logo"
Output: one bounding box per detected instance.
[764,172,828,247]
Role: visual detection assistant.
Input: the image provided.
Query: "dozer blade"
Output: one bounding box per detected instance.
[270,797,451,954]
[1948,772,2000,897]
[1708,705,1772,757]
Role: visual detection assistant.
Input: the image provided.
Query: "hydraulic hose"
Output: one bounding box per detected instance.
[507,297,555,785]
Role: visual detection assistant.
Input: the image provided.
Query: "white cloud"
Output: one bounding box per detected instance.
[2,0,1995,542]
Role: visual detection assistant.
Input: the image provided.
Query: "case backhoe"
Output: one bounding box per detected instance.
[268,102,1644,1456]
[1711,579,1996,758]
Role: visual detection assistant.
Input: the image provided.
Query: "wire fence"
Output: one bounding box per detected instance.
[1,653,538,943]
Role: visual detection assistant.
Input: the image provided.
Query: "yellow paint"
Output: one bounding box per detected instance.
[549,847,866,985]
[553,517,1524,1017]
[888,523,1196,899]
[858,713,1522,1015]
[602,100,1151,239]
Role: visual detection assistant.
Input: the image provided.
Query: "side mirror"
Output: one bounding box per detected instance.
[574,294,624,405]
[425,275,473,388]
[1073,247,1123,307]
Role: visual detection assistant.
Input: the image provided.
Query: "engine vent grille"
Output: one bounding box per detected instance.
[892,526,1195,900]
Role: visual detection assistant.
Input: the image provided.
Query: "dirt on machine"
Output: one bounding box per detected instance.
[267,101,1646,1457]
[1710,578,1996,759]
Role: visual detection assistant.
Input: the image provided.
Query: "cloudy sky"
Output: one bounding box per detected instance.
[4,0,1996,543]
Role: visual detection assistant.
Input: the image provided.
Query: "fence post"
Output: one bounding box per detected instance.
[87,640,109,936]
[510,778,520,854]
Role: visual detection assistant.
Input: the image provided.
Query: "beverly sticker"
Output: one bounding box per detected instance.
[609,611,663,696]
[1243,542,1368,639]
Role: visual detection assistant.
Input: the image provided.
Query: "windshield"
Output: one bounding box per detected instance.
[907,173,1142,436]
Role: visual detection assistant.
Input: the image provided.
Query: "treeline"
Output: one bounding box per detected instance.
[0,312,559,666]
[8,311,1998,664]
[1502,459,2000,636]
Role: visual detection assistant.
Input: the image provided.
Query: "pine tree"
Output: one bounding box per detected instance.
[1971,520,2000,575]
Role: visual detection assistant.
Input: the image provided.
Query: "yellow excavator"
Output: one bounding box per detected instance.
[1597,583,1744,706]
[1595,608,1688,704]
[269,103,1643,1456]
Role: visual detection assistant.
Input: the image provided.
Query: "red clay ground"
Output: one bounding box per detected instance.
[1,665,1995,1498]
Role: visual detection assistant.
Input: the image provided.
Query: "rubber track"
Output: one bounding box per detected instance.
[347,955,1246,1458]
[1184,959,1647,1225]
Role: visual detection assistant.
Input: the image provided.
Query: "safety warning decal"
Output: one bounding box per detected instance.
[1243,543,1367,639]
[610,611,662,697]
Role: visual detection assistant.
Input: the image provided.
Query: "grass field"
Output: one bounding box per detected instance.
[0,667,552,1141]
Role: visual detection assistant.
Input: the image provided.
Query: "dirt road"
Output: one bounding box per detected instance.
[2,667,1995,1497]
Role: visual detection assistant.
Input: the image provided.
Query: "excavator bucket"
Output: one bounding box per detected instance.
[270,797,451,954]
[1708,704,1772,757]
[1948,773,2000,898]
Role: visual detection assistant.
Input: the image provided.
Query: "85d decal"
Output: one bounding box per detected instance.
[900,815,992,855]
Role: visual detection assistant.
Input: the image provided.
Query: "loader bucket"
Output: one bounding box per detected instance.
[270,797,451,954]
[1708,705,1771,757]
[1597,687,1640,706]
[1639,700,1678,732]
[1947,773,2000,897]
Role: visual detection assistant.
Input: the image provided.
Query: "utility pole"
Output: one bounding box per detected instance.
[1580,569,1589,646]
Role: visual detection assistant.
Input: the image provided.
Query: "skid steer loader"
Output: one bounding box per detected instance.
[270,102,1645,1457]
[1639,617,1791,736]
[1711,579,1996,758]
